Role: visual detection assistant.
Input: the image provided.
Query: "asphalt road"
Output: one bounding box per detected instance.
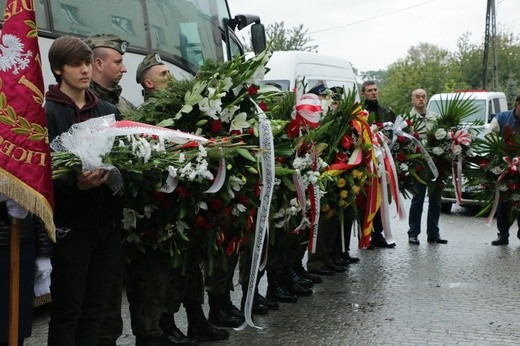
[26,202,520,345]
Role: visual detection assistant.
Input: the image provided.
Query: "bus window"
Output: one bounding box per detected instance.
[48,0,147,48]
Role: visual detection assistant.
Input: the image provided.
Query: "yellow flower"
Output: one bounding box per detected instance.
[321,204,331,212]
[337,177,347,188]
[340,190,348,199]
[338,199,348,208]
[352,169,364,180]
[351,185,361,194]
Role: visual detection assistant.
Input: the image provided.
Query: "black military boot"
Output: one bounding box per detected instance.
[289,267,314,288]
[266,273,297,303]
[241,289,268,315]
[280,271,313,297]
[208,293,243,328]
[185,302,229,342]
[293,262,322,284]
[159,312,197,345]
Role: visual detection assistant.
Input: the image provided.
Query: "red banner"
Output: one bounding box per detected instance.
[0,0,55,240]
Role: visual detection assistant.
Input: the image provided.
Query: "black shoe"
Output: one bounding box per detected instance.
[135,336,164,346]
[159,313,197,345]
[324,262,346,273]
[257,293,280,310]
[308,265,335,276]
[187,320,229,342]
[284,280,313,297]
[491,234,509,246]
[208,307,243,328]
[289,268,314,288]
[408,236,420,245]
[427,236,448,244]
[241,293,268,315]
[371,233,396,248]
[266,280,298,303]
[162,327,198,345]
[346,255,360,264]
[332,255,348,267]
[295,265,322,283]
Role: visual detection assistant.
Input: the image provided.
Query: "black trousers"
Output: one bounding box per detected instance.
[48,224,121,346]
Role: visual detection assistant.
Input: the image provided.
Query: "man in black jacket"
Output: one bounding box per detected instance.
[361,81,396,248]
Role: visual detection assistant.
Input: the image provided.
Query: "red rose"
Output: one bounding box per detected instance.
[375,122,384,129]
[230,129,242,136]
[396,152,407,162]
[195,214,211,230]
[406,119,413,127]
[223,206,233,217]
[335,152,348,163]
[210,198,224,211]
[209,119,222,134]
[258,101,268,112]
[248,127,255,135]
[237,194,249,206]
[413,132,420,139]
[397,136,407,144]
[340,134,354,150]
[478,159,490,169]
[415,146,422,154]
[275,156,285,163]
[225,236,240,256]
[247,85,258,96]
[176,186,189,200]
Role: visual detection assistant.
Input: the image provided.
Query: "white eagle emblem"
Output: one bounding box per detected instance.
[0,34,33,75]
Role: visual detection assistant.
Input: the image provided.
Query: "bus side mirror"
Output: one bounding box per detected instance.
[251,23,266,55]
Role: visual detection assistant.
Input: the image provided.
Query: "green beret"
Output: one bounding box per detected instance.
[136,53,164,83]
[84,33,129,55]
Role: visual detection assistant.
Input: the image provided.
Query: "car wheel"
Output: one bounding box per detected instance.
[441,202,452,213]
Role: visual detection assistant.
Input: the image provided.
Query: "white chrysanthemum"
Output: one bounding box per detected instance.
[435,128,447,140]
[198,201,208,210]
[432,146,444,155]
[400,163,409,172]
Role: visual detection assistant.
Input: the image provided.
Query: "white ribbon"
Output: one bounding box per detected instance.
[236,107,275,331]
[386,116,439,180]
[291,173,310,233]
[373,139,395,245]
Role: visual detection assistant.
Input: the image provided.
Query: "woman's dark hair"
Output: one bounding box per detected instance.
[48,35,92,83]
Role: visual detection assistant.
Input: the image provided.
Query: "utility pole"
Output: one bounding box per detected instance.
[482,0,498,91]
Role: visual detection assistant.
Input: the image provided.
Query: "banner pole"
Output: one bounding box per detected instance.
[8,217,21,346]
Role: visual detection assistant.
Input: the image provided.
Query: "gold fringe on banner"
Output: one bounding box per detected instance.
[0,170,55,242]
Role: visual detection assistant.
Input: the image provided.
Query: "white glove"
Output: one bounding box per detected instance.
[34,257,52,297]
[5,198,29,219]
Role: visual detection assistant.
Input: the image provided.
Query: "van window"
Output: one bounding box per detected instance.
[492,98,502,114]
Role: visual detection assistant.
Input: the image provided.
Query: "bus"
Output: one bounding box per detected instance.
[0,0,266,106]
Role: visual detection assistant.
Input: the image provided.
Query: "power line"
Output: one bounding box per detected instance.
[309,0,437,34]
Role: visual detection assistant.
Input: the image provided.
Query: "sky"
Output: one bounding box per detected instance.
[227,0,520,72]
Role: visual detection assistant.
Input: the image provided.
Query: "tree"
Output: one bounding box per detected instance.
[378,43,462,111]
[266,21,318,52]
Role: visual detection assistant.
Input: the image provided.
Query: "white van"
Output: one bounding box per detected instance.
[427,91,508,212]
[427,91,508,126]
[260,51,359,99]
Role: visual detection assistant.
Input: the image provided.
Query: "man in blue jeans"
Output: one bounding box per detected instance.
[488,95,520,245]
[407,89,448,245]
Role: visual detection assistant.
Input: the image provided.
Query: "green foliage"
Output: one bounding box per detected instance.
[266,21,318,52]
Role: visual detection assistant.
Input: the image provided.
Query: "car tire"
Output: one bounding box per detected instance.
[441,202,452,213]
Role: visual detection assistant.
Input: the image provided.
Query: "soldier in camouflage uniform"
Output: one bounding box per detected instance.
[83,33,134,346]
[124,54,229,345]
[85,33,135,116]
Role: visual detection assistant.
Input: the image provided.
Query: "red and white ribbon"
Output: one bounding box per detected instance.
[486,156,520,225]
